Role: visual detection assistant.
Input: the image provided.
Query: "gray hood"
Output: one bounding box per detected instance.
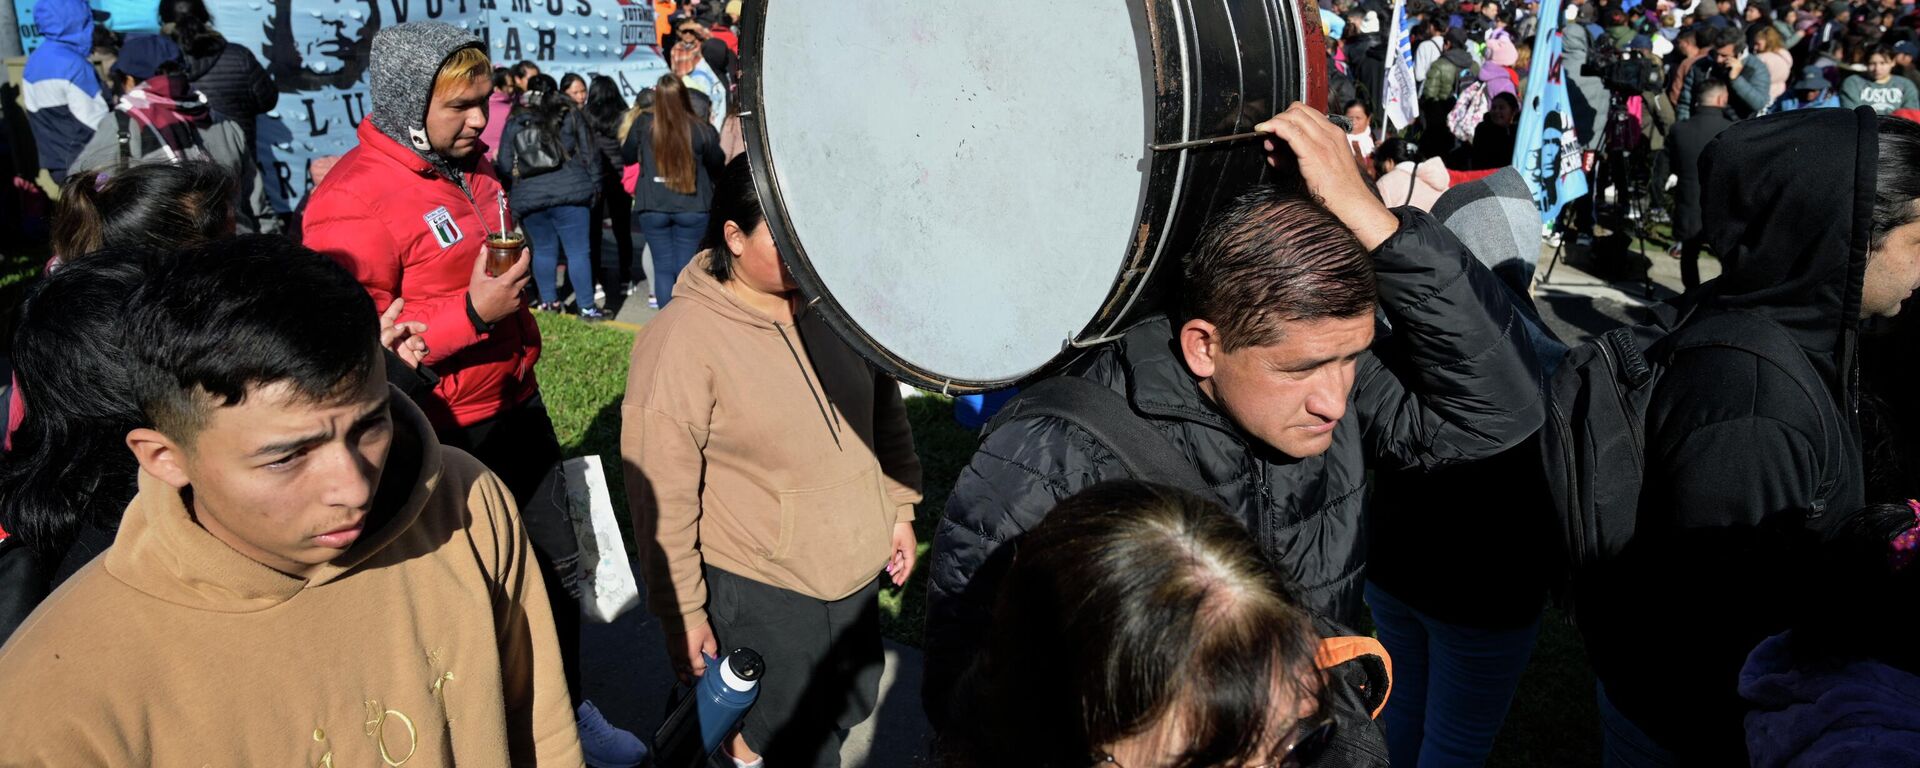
[367,22,485,180]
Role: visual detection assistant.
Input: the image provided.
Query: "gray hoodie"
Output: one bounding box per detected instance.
[366,22,486,184]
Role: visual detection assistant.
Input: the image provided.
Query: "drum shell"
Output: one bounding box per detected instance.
[738,0,1329,393]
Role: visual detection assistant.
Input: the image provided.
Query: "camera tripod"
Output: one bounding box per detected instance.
[1537,89,1658,299]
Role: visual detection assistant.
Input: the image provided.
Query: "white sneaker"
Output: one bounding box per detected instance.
[576,700,648,768]
[594,283,607,304]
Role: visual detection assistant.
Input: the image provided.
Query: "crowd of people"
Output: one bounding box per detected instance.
[0,0,1916,766]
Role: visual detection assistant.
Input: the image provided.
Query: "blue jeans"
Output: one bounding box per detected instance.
[1596,683,1678,768]
[1366,582,1540,768]
[521,204,595,308]
[636,210,709,308]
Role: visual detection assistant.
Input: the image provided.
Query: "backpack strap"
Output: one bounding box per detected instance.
[115,110,132,170]
[981,376,1207,490]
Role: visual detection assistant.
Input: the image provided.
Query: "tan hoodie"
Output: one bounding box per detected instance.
[0,392,583,766]
[623,253,923,632]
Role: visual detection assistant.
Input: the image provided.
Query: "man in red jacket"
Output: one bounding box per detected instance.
[302,21,647,767]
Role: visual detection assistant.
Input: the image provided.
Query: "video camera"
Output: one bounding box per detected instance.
[1586,48,1664,93]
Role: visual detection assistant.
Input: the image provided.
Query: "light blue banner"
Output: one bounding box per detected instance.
[1512,0,1588,226]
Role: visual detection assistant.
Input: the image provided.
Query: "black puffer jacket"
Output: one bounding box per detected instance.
[1575,107,1875,763]
[923,210,1545,725]
[181,41,276,142]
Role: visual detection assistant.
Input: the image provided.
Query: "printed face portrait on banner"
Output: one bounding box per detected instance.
[262,0,380,91]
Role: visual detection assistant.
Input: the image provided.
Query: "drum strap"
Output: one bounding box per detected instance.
[981,376,1206,490]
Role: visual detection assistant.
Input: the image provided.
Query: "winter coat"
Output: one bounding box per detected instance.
[494,108,601,215]
[481,90,514,162]
[1741,632,1920,768]
[923,209,1545,726]
[179,40,276,143]
[304,24,540,431]
[1375,157,1450,211]
[1368,169,1565,630]
[69,83,261,234]
[620,112,725,214]
[1574,107,1876,763]
[1666,107,1735,242]
[21,0,106,182]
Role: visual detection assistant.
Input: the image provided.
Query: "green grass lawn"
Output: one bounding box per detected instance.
[536,312,1601,766]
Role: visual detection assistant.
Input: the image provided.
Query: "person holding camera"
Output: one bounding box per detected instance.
[1677,26,1776,120]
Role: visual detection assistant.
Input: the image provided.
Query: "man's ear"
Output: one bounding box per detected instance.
[1180,319,1222,380]
[126,428,191,490]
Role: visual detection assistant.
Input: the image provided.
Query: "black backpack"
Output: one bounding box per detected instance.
[983,375,1392,768]
[1539,303,1839,578]
[511,113,576,179]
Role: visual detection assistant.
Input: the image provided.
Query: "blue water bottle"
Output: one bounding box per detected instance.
[651,647,764,767]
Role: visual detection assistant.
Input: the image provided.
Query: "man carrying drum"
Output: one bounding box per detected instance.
[924,104,1546,725]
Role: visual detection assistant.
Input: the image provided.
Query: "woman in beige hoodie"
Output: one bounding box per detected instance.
[622,155,923,768]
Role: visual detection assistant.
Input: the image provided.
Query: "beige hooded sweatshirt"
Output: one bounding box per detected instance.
[623,253,923,632]
[0,392,582,766]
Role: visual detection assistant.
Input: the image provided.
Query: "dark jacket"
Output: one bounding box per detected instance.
[1667,107,1736,242]
[181,41,277,143]
[620,112,725,214]
[1741,631,1920,768]
[923,210,1545,726]
[1575,108,1875,762]
[495,108,602,215]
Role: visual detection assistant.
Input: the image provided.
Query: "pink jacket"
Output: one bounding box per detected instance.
[482,90,515,162]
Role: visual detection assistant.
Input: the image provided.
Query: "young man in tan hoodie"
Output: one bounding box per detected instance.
[0,237,583,766]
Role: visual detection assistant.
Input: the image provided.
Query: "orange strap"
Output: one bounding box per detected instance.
[1315,636,1394,719]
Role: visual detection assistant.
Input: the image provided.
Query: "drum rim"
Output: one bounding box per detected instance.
[735,0,1327,394]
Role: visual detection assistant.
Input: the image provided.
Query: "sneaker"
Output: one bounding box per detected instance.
[535,301,562,313]
[576,701,648,768]
[623,280,642,297]
[594,283,607,304]
[579,306,608,322]
[647,295,660,309]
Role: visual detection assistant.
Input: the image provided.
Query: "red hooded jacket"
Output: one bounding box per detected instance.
[304,120,541,430]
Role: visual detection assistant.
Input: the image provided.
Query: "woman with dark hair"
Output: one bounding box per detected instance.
[161,0,276,151]
[482,66,517,162]
[584,74,644,295]
[496,72,606,319]
[48,159,236,267]
[621,154,922,768]
[560,72,588,106]
[4,163,241,642]
[621,73,724,309]
[0,250,162,644]
[938,481,1328,768]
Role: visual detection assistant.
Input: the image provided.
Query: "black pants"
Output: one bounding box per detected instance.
[705,565,883,768]
[439,394,583,706]
[592,176,642,285]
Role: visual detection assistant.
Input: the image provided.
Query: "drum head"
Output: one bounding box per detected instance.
[742,0,1326,391]
[747,0,1153,390]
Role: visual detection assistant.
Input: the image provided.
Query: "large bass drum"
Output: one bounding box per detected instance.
[738,0,1328,393]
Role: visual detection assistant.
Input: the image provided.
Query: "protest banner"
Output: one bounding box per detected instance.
[1512,0,1587,227]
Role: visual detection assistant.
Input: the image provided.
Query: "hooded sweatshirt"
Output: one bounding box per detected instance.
[1740,631,1920,768]
[1574,107,1875,762]
[622,254,923,633]
[305,23,542,431]
[22,0,108,182]
[0,392,582,765]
